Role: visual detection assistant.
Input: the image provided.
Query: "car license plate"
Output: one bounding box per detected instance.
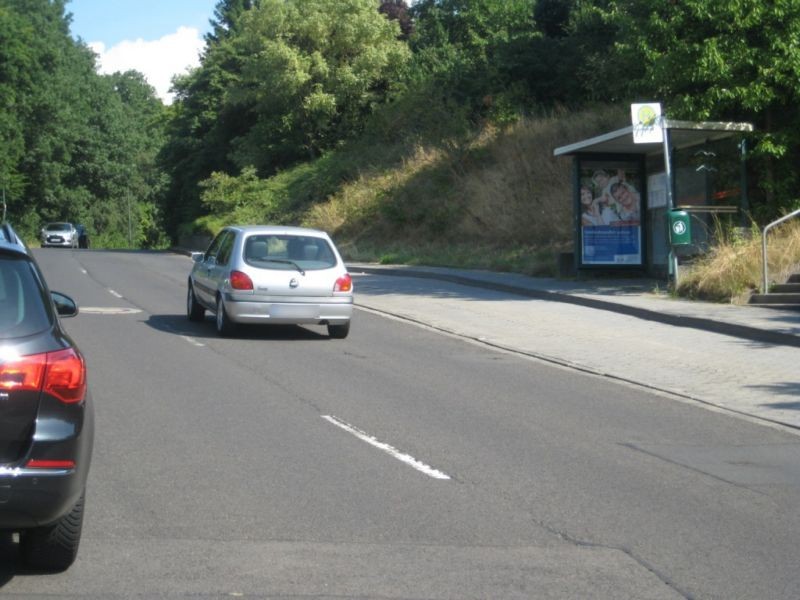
[271,305,318,319]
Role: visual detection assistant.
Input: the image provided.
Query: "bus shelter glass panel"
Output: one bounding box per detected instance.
[646,169,669,269]
[578,160,643,266]
[672,138,743,255]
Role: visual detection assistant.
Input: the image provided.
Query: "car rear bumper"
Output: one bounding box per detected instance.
[224,296,353,324]
[0,395,93,530]
[41,239,75,248]
[0,467,86,529]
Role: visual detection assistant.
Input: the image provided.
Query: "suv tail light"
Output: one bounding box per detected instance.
[230,270,254,290]
[0,348,86,404]
[334,273,352,293]
[26,459,75,469]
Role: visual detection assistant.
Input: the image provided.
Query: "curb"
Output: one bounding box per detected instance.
[353,266,800,349]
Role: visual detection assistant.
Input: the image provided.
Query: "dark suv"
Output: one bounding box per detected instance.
[0,222,93,571]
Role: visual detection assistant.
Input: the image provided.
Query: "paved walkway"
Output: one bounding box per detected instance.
[350,264,800,433]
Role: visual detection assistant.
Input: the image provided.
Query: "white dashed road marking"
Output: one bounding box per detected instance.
[108,289,123,298]
[180,335,205,348]
[80,307,142,315]
[322,415,451,480]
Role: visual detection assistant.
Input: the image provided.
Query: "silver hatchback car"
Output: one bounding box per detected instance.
[187,226,353,338]
[40,222,78,248]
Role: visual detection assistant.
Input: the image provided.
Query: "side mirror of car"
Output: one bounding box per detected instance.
[191,252,204,263]
[51,291,78,318]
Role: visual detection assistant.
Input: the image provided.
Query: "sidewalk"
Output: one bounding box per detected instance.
[350,264,800,433]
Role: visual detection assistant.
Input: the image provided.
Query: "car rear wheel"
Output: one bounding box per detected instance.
[327,322,350,339]
[21,490,85,572]
[215,296,236,336]
[187,283,205,322]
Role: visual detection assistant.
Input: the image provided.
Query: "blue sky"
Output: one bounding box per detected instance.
[66,0,219,103]
[67,0,217,47]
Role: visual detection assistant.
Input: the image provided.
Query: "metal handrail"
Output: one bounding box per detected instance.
[761,207,800,293]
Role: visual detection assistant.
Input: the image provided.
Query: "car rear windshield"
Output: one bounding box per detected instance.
[244,235,337,270]
[46,223,71,231]
[0,255,51,339]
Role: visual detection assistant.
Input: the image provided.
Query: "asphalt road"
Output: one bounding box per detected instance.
[1,249,799,599]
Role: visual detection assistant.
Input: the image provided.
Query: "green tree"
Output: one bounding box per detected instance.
[160,40,247,236]
[0,2,35,202]
[224,0,411,171]
[589,0,800,217]
[0,0,169,245]
[379,0,414,39]
[408,0,539,120]
[207,0,259,42]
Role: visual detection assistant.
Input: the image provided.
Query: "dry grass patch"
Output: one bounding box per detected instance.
[307,104,627,275]
[677,220,800,303]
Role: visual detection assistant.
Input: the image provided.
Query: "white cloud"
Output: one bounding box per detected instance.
[89,26,205,104]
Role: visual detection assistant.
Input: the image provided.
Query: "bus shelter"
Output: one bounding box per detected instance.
[554,119,753,279]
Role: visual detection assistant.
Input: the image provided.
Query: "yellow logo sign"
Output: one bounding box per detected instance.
[637,105,657,126]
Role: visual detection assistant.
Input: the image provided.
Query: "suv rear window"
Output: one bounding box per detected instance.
[0,255,51,338]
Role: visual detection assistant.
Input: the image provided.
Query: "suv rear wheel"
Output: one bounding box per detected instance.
[21,491,85,572]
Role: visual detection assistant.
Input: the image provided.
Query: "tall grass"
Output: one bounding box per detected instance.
[303,104,626,274]
[676,219,800,303]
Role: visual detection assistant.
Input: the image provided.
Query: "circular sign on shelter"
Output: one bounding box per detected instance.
[631,103,663,144]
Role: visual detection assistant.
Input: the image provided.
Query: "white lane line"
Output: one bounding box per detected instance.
[80,307,142,315]
[80,268,87,274]
[180,335,205,348]
[322,415,451,480]
[108,289,123,298]
[159,323,206,348]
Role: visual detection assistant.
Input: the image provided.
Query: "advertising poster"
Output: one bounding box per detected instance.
[579,163,643,265]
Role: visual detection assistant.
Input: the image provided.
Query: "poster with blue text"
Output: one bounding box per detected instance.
[579,162,642,265]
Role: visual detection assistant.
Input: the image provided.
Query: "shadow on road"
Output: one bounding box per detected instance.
[0,531,19,585]
[0,532,79,584]
[145,313,330,341]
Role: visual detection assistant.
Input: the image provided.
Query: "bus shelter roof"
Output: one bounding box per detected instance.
[553,120,753,157]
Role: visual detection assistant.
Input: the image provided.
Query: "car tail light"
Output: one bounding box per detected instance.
[25,459,75,469]
[0,353,46,392]
[44,348,87,404]
[334,273,353,293]
[230,270,254,290]
[0,348,86,404]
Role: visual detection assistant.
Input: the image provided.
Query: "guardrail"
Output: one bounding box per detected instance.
[762,208,800,293]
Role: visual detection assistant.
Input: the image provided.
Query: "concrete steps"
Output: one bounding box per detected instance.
[750,272,800,309]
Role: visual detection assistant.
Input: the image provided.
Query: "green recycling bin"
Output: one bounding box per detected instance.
[668,209,691,246]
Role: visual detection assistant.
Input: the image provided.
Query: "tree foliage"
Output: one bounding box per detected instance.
[408,0,540,118]
[0,0,168,246]
[5,0,800,247]
[225,0,411,169]
[379,0,414,39]
[573,0,800,214]
[160,0,410,237]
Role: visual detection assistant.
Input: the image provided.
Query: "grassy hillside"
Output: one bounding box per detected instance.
[191,101,800,303]
[296,105,627,276]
